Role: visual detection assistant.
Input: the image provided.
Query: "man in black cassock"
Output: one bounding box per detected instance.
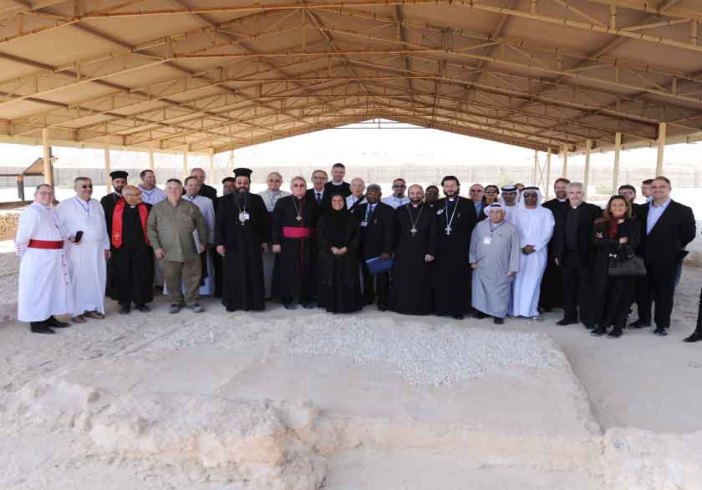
[213,177,237,298]
[271,176,318,309]
[390,184,436,315]
[351,184,395,311]
[433,175,478,319]
[215,168,268,312]
[110,185,154,314]
[540,177,569,312]
[101,170,129,298]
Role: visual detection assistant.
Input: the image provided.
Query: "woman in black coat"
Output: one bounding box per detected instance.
[589,195,641,338]
[316,194,362,313]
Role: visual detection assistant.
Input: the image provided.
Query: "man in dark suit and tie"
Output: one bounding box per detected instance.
[631,176,696,336]
[306,169,331,214]
[351,184,395,310]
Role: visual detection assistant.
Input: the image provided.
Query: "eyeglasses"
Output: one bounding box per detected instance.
[81,185,93,189]
[470,189,483,193]
[485,190,497,194]
[393,184,406,188]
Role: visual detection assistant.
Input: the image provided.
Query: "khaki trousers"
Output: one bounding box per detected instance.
[161,258,201,305]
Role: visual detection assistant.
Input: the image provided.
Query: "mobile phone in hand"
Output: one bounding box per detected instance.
[74,231,84,243]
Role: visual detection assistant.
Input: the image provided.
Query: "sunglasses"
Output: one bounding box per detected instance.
[393,184,406,188]
[81,185,93,189]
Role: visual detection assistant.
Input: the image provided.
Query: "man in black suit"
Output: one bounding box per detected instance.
[631,176,696,336]
[190,168,218,202]
[617,184,644,220]
[540,177,570,312]
[324,162,351,198]
[552,182,602,327]
[306,169,332,214]
[351,184,395,310]
[684,286,702,343]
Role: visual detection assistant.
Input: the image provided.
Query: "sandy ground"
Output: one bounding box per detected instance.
[0,251,701,489]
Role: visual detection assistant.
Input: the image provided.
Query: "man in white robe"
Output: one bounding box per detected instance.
[470,203,520,324]
[57,177,110,323]
[510,187,555,319]
[16,184,73,334]
[182,176,215,295]
[137,169,166,205]
[258,171,290,298]
[499,184,520,223]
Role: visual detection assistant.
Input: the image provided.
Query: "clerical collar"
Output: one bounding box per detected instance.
[570,202,582,209]
[558,198,567,202]
[331,181,343,185]
[448,197,456,201]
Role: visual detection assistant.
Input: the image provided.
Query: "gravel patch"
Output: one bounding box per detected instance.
[287,316,560,386]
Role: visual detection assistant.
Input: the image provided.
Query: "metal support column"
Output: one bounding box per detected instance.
[612,132,622,194]
[208,149,215,185]
[583,139,592,199]
[561,145,569,178]
[104,136,111,190]
[545,148,552,199]
[656,122,666,176]
[42,128,53,186]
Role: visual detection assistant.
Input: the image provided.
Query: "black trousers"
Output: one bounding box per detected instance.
[636,261,677,329]
[362,268,390,308]
[593,276,636,329]
[560,252,592,324]
[694,286,702,333]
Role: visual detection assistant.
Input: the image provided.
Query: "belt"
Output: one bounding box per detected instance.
[28,239,64,249]
[282,226,314,239]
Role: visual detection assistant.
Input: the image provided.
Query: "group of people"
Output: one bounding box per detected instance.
[15,163,701,343]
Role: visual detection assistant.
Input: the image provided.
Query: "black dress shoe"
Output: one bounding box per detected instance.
[590,326,607,337]
[283,302,297,310]
[584,323,596,330]
[654,327,668,337]
[119,305,131,315]
[302,302,317,309]
[47,316,70,328]
[30,322,55,334]
[629,320,651,328]
[135,304,150,312]
[474,311,488,319]
[556,318,578,326]
[683,331,702,343]
[453,314,464,320]
[226,306,236,312]
[608,328,623,338]
[493,317,504,325]
[378,304,389,312]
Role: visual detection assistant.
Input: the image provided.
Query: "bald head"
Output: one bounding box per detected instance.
[122,185,143,206]
[408,184,424,204]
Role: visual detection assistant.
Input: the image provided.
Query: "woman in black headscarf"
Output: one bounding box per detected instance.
[316,193,362,313]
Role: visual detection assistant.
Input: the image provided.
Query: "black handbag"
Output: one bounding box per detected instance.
[608,245,646,277]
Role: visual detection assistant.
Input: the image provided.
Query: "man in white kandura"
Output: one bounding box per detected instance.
[57,177,111,323]
[470,203,521,325]
[15,184,73,334]
[182,176,216,295]
[509,186,555,319]
[258,171,289,298]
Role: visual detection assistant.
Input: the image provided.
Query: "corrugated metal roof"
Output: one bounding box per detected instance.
[0,0,699,155]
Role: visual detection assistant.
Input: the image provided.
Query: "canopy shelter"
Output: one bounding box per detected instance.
[0,0,700,166]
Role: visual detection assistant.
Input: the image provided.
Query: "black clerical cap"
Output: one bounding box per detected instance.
[221,177,236,184]
[110,170,128,180]
[234,168,252,179]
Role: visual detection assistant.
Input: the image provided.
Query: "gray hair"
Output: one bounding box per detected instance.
[566,182,583,191]
[367,183,382,192]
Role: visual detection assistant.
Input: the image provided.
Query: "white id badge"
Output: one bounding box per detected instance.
[239,212,250,222]
[483,236,492,245]
[361,221,368,228]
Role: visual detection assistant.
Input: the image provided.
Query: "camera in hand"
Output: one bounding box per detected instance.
[74,231,84,243]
